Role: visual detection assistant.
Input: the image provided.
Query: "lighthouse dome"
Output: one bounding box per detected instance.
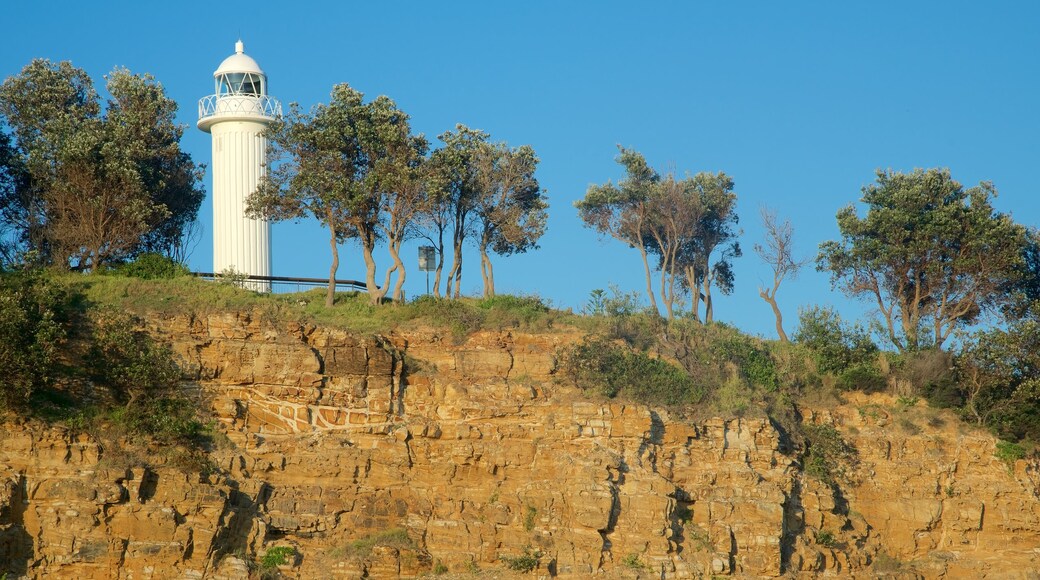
[214,40,265,76]
[198,40,281,132]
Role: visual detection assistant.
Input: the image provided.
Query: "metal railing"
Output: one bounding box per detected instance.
[198,94,282,120]
[194,272,370,292]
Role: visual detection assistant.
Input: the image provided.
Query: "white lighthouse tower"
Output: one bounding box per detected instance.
[198,40,281,291]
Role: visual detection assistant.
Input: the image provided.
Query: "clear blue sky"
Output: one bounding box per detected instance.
[4,1,1038,338]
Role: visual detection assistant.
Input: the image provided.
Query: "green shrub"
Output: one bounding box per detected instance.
[523,505,537,531]
[87,310,182,406]
[408,295,485,339]
[815,530,838,548]
[116,253,191,280]
[621,552,645,569]
[0,271,72,408]
[563,337,703,407]
[501,548,539,572]
[338,528,415,558]
[712,334,779,391]
[260,546,295,569]
[836,364,886,393]
[802,423,858,486]
[432,561,448,574]
[715,375,753,416]
[794,306,877,374]
[995,440,1025,471]
[479,294,549,316]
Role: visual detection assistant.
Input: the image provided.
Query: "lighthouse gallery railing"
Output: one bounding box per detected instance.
[198,94,282,120]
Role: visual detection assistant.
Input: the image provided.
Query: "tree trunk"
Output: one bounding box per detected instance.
[702,277,714,324]
[759,288,789,342]
[389,240,406,302]
[449,240,464,299]
[326,226,339,308]
[480,243,495,298]
[685,265,701,322]
[659,262,673,320]
[637,244,659,315]
[432,230,445,298]
[361,229,383,306]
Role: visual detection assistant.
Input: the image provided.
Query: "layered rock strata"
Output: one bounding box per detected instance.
[0,311,1037,578]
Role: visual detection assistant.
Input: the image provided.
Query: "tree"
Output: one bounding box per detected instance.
[644,174,705,320]
[957,320,1040,440]
[249,85,362,308]
[472,141,547,297]
[576,147,660,314]
[425,125,486,298]
[0,130,26,264]
[249,84,423,306]
[374,131,429,303]
[753,207,807,342]
[0,60,203,269]
[578,149,740,322]
[818,168,1029,352]
[673,171,741,323]
[1001,228,1040,321]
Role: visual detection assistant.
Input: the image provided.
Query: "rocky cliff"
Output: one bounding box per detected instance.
[1,311,1038,578]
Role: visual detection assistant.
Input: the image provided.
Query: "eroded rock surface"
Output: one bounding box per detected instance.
[1,311,1038,578]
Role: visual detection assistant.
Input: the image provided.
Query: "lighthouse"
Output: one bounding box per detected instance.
[198,40,281,291]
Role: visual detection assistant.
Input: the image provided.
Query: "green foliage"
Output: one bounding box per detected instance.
[836,364,886,393]
[0,271,72,408]
[260,546,295,570]
[818,168,1029,351]
[575,147,740,322]
[0,59,203,269]
[802,423,858,487]
[563,337,703,407]
[338,528,415,558]
[815,530,839,548]
[621,553,645,569]
[794,306,877,375]
[956,321,1040,442]
[712,333,778,391]
[523,505,537,531]
[248,83,428,306]
[116,253,191,280]
[477,294,553,328]
[581,285,656,343]
[432,561,448,574]
[87,310,182,405]
[995,440,1025,471]
[111,397,206,443]
[897,396,919,407]
[500,548,539,572]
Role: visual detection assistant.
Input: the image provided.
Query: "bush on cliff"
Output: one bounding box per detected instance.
[562,337,704,407]
[0,270,74,409]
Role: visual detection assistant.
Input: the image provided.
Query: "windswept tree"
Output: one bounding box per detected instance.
[472,141,547,297]
[424,125,486,298]
[674,171,741,324]
[643,174,705,319]
[578,148,740,321]
[249,84,424,306]
[374,131,429,302]
[753,207,807,342]
[248,88,359,308]
[0,60,203,268]
[576,147,660,313]
[818,168,1029,352]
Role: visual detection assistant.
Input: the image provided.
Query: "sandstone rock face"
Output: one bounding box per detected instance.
[1,311,1038,578]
